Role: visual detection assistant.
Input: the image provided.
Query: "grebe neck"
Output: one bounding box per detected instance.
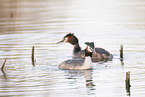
[73,43,81,53]
[83,56,92,69]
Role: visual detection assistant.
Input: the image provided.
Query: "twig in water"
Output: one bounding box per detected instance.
[31,46,35,66]
[120,45,123,59]
[1,59,6,72]
[1,59,7,79]
[120,45,124,65]
[125,71,131,96]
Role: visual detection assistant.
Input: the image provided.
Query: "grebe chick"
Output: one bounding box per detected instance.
[57,33,113,62]
[59,42,95,70]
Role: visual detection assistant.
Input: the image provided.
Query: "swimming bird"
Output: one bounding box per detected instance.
[57,33,113,62]
[59,42,95,70]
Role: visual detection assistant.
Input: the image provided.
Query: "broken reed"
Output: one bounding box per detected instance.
[1,59,7,79]
[31,46,35,66]
[126,71,131,95]
[1,59,6,72]
[120,45,123,59]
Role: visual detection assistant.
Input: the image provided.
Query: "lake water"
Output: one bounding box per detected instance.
[0,0,145,97]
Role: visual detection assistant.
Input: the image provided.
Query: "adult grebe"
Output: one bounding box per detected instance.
[57,33,113,62]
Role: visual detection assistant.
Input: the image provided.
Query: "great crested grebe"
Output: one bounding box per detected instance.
[57,33,113,62]
[59,42,95,70]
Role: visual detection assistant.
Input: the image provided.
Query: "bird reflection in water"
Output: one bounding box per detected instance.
[83,70,95,89]
[65,69,95,90]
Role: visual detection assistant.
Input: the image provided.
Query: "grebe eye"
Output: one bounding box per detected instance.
[64,37,68,41]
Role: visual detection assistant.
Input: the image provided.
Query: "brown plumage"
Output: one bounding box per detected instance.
[57,33,113,62]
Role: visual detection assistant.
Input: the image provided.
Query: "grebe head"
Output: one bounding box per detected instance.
[57,33,79,45]
[85,42,96,57]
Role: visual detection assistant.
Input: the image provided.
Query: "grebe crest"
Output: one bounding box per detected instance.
[57,33,78,45]
[57,33,81,53]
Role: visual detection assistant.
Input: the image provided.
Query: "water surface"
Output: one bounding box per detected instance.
[0,0,145,97]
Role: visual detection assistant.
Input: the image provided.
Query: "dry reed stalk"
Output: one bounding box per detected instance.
[120,45,123,59]
[31,46,35,66]
[125,71,131,96]
[1,59,6,72]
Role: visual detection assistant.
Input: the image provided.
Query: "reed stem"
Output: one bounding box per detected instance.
[1,59,6,72]
[120,45,123,59]
[125,71,131,96]
[1,59,7,79]
[31,46,35,66]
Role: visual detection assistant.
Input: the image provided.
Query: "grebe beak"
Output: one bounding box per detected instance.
[90,47,96,53]
[56,39,65,44]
